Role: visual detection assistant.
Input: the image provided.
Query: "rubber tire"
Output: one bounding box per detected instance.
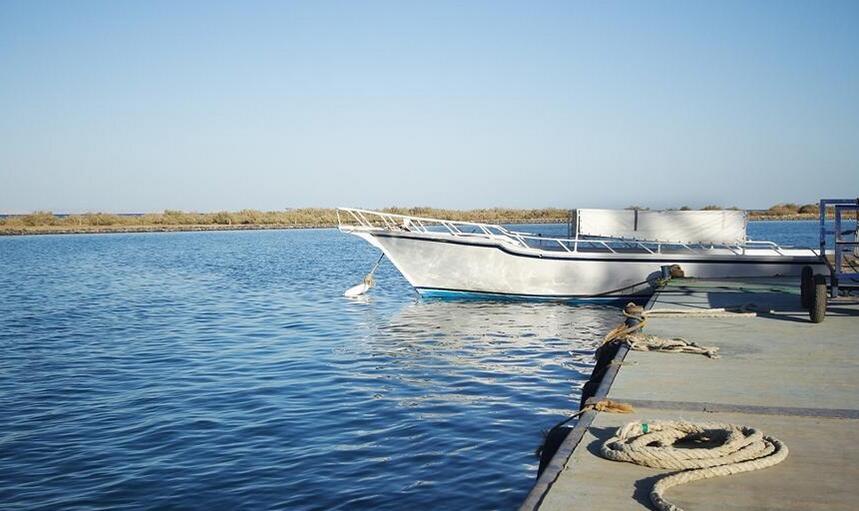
[809,274,827,323]
[800,266,813,309]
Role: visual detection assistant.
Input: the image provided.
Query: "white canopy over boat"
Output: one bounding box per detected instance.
[576,209,747,245]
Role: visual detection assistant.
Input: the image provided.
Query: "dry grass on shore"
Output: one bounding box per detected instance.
[0,203,838,235]
[0,207,570,235]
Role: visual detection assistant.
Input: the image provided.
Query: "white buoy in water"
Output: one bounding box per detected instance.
[344,279,372,298]
[344,254,384,298]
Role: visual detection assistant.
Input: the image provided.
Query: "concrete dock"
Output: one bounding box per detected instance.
[522,277,859,510]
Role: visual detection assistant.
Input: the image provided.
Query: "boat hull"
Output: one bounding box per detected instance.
[352,231,824,301]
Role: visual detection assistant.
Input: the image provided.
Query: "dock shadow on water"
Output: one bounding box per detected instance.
[0,229,619,511]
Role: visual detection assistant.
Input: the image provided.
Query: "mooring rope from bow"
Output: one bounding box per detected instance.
[344,253,385,297]
[599,420,789,511]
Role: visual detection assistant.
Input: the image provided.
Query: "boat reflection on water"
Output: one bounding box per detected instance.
[343,298,620,414]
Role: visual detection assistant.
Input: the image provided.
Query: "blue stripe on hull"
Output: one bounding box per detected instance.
[415,287,651,304]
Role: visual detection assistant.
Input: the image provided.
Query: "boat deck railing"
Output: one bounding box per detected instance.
[337,207,807,256]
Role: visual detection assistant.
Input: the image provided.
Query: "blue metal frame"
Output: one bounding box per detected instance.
[819,198,859,297]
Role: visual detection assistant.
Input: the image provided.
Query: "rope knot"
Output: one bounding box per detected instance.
[587,399,635,414]
[600,305,720,359]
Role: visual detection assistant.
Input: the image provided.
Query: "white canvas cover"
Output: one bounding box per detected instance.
[577,209,747,244]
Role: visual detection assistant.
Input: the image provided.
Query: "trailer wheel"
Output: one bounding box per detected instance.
[809,274,827,323]
[800,266,813,309]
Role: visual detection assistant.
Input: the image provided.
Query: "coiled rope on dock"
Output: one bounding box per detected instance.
[600,303,720,359]
[600,420,789,511]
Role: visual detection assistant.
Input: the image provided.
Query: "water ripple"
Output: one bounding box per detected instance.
[0,228,621,510]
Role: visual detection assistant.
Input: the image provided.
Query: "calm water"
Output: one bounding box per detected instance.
[0,220,833,510]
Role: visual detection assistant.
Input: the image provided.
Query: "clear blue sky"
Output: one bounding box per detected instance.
[1,0,857,213]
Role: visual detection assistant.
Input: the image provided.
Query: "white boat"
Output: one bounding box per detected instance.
[337,207,824,302]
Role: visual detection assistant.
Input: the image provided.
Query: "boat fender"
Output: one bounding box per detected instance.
[536,426,571,476]
[580,340,621,409]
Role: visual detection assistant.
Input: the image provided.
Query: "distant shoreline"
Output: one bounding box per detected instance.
[0,212,834,237]
[0,224,333,236]
[0,217,570,237]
